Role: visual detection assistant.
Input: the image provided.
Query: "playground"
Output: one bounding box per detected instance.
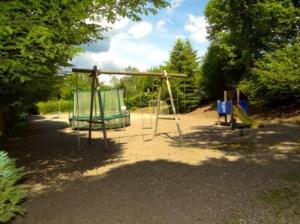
[5,104,300,223]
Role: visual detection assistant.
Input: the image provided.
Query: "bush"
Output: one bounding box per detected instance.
[36,100,72,114]
[0,151,26,223]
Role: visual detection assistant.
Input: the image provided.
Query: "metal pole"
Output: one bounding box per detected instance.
[164,70,182,140]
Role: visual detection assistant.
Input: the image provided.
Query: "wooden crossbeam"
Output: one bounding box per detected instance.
[72,68,186,78]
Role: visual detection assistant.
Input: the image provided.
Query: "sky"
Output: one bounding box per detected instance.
[71,0,210,74]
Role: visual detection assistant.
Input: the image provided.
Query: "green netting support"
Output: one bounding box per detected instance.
[69,89,130,129]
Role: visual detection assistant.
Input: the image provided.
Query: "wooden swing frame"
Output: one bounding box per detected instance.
[72,65,186,150]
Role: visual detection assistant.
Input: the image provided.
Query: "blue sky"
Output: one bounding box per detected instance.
[72,0,210,72]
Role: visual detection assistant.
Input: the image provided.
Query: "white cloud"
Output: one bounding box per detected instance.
[72,33,168,82]
[167,0,184,12]
[171,0,184,8]
[184,14,208,43]
[128,21,153,39]
[156,20,167,32]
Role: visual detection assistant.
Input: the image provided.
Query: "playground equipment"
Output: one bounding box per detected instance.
[72,66,186,150]
[69,89,130,130]
[140,77,182,129]
[217,89,258,128]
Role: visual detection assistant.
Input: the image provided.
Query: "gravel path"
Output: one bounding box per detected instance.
[5,109,300,224]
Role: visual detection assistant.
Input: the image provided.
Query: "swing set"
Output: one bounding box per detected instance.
[71,65,187,150]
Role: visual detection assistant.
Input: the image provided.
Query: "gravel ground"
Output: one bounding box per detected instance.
[5,107,300,224]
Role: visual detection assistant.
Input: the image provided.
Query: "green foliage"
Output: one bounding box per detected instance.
[205,0,299,67]
[0,151,26,223]
[167,39,202,112]
[119,66,157,108]
[59,73,92,100]
[239,43,300,107]
[203,0,300,105]
[201,39,237,99]
[36,100,72,114]
[120,40,202,113]
[0,0,169,137]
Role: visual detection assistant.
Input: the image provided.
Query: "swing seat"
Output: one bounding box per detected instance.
[158,115,179,120]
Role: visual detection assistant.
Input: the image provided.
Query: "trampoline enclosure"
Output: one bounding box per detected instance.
[69,89,130,129]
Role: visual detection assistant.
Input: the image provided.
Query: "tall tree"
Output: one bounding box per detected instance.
[167,39,202,112]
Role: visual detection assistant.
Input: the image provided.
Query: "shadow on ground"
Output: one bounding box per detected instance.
[4,116,124,192]
[171,123,300,161]
[5,116,300,224]
[13,155,300,224]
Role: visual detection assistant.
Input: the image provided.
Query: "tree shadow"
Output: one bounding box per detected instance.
[12,155,300,224]
[5,115,300,223]
[4,115,124,193]
[170,123,300,162]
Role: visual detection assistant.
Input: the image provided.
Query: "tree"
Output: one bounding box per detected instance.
[167,39,202,112]
[239,42,300,107]
[0,0,169,137]
[120,66,156,108]
[59,73,92,100]
[205,0,299,73]
[119,40,203,113]
[202,0,300,103]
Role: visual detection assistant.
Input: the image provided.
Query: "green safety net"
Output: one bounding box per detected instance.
[69,89,130,129]
[72,89,124,119]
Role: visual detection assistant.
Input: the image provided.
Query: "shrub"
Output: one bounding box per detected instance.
[36,100,72,114]
[0,151,26,223]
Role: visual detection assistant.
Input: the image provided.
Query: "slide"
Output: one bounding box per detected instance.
[233,105,259,128]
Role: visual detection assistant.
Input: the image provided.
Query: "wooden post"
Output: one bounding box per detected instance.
[154,78,162,136]
[164,70,182,140]
[58,99,61,118]
[237,89,240,105]
[88,66,97,144]
[96,77,109,151]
